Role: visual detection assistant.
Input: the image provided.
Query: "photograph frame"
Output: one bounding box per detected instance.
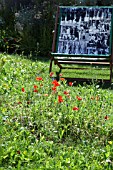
[56,6,113,57]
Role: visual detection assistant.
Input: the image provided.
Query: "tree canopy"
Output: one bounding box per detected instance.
[0,0,113,56]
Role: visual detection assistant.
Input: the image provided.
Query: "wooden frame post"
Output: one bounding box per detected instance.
[110,42,113,83]
[49,6,60,73]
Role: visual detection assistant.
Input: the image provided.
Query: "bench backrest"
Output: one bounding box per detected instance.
[52,6,113,60]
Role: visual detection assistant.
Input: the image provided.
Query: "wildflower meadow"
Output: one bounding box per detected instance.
[0,53,113,169]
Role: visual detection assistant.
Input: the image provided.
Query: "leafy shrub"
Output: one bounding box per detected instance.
[0,30,19,53]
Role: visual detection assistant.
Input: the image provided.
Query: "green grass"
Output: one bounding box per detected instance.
[0,53,113,170]
[51,63,111,80]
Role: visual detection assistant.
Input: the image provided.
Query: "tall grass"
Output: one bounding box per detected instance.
[0,53,113,170]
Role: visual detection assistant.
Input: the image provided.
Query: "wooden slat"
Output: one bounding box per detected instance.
[54,57,109,61]
[58,60,110,65]
[62,67,109,70]
[51,52,110,58]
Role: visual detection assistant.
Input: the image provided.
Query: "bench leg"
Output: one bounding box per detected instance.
[54,59,62,69]
[56,69,62,81]
[110,62,113,83]
[49,57,54,73]
[110,51,113,83]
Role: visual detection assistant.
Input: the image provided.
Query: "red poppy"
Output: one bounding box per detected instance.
[59,73,63,77]
[34,85,38,89]
[73,106,79,111]
[69,82,73,86]
[52,86,56,91]
[76,96,82,100]
[104,115,109,120]
[52,80,60,87]
[50,72,54,77]
[36,77,43,81]
[21,87,25,92]
[60,77,65,81]
[64,91,69,95]
[33,89,38,92]
[58,95,63,103]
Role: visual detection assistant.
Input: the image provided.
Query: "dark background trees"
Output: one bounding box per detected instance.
[0,0,113,56]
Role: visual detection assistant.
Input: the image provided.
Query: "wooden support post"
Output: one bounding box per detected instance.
[49,56,54,73]
[52,6,60,53]
[110,43,113,83]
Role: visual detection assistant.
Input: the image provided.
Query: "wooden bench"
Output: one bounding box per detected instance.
[49,6,113,83]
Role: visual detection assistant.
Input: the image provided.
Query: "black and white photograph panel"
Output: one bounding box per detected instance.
[57,7,113,55]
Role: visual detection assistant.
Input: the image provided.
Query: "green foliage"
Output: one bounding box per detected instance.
[0,29,19,53]
[18,26,37,55]
[0,54,113,169]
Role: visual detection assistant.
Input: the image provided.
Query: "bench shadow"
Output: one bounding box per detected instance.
[54,72,113,90]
